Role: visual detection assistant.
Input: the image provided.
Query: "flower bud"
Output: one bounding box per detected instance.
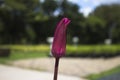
[52,18,71,58]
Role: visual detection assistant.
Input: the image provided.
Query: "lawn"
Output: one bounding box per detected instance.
[0,44,120,80]
[0,51,48,64]
[0,44,120,64]
[1,44,120,54]
[66,44,120,57]
[86,66,120,80]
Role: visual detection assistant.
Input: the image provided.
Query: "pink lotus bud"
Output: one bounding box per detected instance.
[52,18,71,58]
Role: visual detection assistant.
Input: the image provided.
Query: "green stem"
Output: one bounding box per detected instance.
[53,58,60,80]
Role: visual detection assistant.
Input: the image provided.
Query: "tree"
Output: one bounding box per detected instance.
[90,4,120,43]
[0,0,41,44]
[81,16,106,44]
[91,4,120,24]
[42,0,58,16]
[0,0,85,44]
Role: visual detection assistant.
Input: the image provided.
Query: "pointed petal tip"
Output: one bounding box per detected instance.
[63,17,71,24]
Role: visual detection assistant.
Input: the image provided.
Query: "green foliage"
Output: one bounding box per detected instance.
[91,4,120,24]
[90,4,120,43]
[85,16,106,27]
[5,0,26,10]
[1,45,50,52]
[66,45,120,55]
[80,16,106,44]
[0,44,120,63]
[86,66,120,80]
[0,20,4,35]
[0,44,120,57]
[42,0,58,16]
[0,0,120,44]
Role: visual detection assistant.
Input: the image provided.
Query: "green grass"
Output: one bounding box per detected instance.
[1,44,120,54]
[67,45,120,54]
[0,44,120,64]
[0,44,50,53]
[0,45,50,64]
[86,66,120,80]
[0,51,48,64]
[66,45,120,57]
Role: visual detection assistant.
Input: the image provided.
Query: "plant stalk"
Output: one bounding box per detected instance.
[53,58,60,80]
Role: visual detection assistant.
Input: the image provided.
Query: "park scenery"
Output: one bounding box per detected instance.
[0,0,120,80]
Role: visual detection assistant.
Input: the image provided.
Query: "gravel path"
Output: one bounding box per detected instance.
[10,57,120,77]
[0,64,82,80]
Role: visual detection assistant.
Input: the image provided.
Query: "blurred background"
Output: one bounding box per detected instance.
[0,0,120,80]
[0,0,120,44]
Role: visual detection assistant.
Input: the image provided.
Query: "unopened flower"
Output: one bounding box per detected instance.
[52,18,71,58]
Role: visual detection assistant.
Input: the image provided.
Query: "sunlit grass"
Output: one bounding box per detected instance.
[0,44,50,52]
[67,44,120,54]
[1,44,120,54]
[0,44,120,64]
[0,51,48,64]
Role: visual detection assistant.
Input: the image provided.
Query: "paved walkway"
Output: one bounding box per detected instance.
[0,64,82,80]
[10,57,120,77]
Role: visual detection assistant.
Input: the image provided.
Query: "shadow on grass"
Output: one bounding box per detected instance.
[86,66,120,80]
[66,52,120,58]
